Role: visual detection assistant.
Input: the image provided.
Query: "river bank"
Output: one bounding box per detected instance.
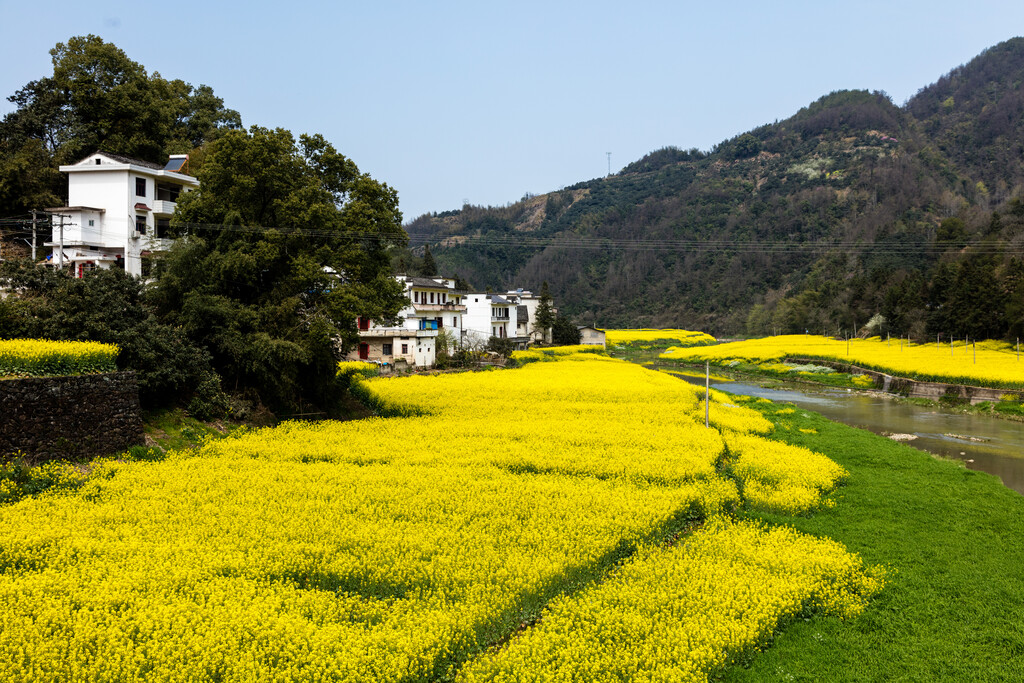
[644,354,1024,422]
[721,399,1024,682]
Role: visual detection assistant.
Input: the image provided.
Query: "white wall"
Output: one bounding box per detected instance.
[58,153,197,277]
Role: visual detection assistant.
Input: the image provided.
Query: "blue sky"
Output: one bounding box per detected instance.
[2,1,1022,221]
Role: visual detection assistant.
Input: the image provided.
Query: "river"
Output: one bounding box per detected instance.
[666,370,1024,496]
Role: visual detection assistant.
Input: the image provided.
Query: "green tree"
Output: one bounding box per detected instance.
[944,252,1003,340]
[486,335,515,357]
[552,315,581,345]
[151,126,407,414]
[0,260,226,416]
[420,244,438,277]
[734,133,761,159]
[433,328,457,369]
[534,281,555,343]
[0,35,240,215]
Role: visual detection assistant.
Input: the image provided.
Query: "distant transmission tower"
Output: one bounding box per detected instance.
[606,152,611,177]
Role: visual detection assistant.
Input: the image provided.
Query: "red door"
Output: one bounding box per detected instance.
[358,343,369,360]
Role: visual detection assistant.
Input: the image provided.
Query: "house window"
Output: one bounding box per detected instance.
[88,219,95,227]
[383,343,393,356]
[358,317,370,330]
[95,159,101,166]
[430,292,435,304]
[156,218,170,238]
[136,178,147,197]
[135,215,147,235]
[358,343,369,360]
[156,182,182,202]
[401,343,408,354]
[414,291,419,303]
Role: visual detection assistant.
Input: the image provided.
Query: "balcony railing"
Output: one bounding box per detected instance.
[413,302,466,312]
[152,200,177,216]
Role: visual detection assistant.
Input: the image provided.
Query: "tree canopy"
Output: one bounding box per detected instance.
[150,126,408,413]
[0,35,241,215]
[534,281,555,341]
[0,261,225,416]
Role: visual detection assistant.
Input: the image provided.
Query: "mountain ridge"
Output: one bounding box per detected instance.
[405,38,1024,339]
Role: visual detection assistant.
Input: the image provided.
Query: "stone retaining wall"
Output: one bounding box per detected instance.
[0,372,143,463]
[786,358,1023,404]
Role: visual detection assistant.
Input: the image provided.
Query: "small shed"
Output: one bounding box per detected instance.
[578,326,606,348]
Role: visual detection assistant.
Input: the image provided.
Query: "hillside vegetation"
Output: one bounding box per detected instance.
[409,38,1024,339]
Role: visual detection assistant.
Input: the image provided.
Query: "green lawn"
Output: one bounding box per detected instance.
[721,402,1024,682]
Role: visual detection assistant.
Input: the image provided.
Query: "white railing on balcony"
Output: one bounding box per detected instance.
[152,200,177,216]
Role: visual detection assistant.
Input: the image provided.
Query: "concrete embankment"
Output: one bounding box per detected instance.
[786,358,1023,405]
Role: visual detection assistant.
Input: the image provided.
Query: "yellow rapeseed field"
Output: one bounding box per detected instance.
[460,519,884,683]
[0,351,876,681]
[661,334,1024,389]
[0,338,119,377]
[604,328,717,346]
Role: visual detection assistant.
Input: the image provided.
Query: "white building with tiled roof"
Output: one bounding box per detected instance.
[349,275,468,368]
[348,275,553,368]
[45,151,198,277]
[463,292,515,345]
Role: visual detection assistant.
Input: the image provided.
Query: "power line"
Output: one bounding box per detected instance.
[5,217,1023,257]
[169,222,1024,255]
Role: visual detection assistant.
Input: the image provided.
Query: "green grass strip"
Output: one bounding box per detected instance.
[721,401,1024,682]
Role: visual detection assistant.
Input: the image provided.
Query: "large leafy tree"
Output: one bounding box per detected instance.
[0,35,241,215]
[0,260,225,416]
[151,126,407,414]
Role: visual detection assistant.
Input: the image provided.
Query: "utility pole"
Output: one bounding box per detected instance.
[606,152,611,177]
[31,210,38,261]
[705,361,710,429]
[57,213,66,270]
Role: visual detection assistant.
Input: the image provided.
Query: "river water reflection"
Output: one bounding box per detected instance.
[669,371,1024,496]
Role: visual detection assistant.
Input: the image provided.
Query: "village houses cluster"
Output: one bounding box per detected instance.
[349,276,554,369]
[17,151,603,368]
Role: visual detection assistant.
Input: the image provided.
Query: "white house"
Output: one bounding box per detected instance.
[463,292,519,346]
[348,276,556,368]
[504,289,554,345]
[348,275,468,368]
[45,151,198,278]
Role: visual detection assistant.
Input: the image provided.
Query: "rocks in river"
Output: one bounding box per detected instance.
[886,433,919,442]
[944,433,988,442]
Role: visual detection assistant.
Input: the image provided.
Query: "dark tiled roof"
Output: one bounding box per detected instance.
[405,277,451,289]
[517,305,528,324]
[78,151,165,170]
[490,295,510,305]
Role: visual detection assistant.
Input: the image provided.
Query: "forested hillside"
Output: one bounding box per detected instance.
[408,38,1024,340]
